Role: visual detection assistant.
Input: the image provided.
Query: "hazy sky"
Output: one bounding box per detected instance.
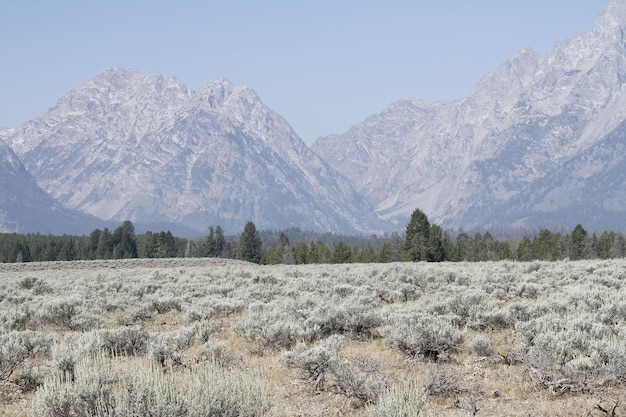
[0,1,608,144]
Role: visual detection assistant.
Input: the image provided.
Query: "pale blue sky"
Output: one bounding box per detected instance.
[0,1,608,144]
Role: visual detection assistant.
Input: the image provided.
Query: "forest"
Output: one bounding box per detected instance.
[1,209,625,264]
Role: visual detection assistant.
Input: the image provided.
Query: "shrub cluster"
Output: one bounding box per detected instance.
[30,354,271,417]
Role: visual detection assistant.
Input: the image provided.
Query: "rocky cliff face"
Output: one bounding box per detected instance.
[3,69,384,234]
[313,0,626,231]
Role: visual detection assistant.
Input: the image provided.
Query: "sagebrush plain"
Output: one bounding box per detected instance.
[0,258,625,416]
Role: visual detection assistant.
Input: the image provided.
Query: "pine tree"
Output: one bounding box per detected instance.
[516,237,533,261]
[403,208,430,261]
[113,221,138,259]
[139,231,159,258]
[426,224,446,262]
[87,229,102,260]
[570,224,589,260]
[239,221,262,264]
[330,241,352,263]
[156,231,177,258]
[264,232,292,264]
[452,233,472,261]
[96,228,114,259]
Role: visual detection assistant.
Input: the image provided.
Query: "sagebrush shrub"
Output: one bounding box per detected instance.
[282,335,344,388]
[383,312,465,360]
[96,326,149,356]
[38,300,81,329]
[367,378,426,417]
[30,354,271,417]
[0,331,52,381]
[469,334,495,357]
[236,301,309,349]
[332,356,390,406]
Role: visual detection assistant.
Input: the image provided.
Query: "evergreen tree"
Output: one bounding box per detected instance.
[403,208,430,261]
[57,235,77,261]
[200,225,226,257]
[611,233,626,258]
[499,242,512,260]
[9,237,31,263]
[139,231,159,258]
[42,236,59,261]
[86,229,102,260]
[156,231,177,258]
[310,241,330,263]
[531,229,561,261]
[516,237,533,261]
[388,232,404,262]
[330,241,352,263]
[357,246,377,263]
[113,221,138,259]
[96,228,114,259]
[426,224,446,262]
[570,224,589,260]
[239,221,262,264]
[452,233,473,261]
[378,242,393,263]
[292,243,309,264]
[264,232,292,264]
[197,226,214,257]
[480,232,499,261]
[213,226,225,257]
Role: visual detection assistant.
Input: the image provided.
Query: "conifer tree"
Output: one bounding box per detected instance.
[239,221,262,264]
[113,221,138,259]
[426,224,446,262]
[403,208,430,261]
[570,224,589,260]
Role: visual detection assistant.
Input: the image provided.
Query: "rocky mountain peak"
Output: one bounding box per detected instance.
[312,0,626,232]
[194,78,261,112]
[2,69,383,234]
[601,0,626,28]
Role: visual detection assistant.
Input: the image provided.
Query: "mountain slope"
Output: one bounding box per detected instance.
[312,0,626,231]
[3,69,384,234]
[0,141,102,234]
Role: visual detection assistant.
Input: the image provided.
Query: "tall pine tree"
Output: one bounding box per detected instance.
[239,221,262,264]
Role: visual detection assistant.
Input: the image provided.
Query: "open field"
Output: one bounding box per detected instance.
[0,258,625,416]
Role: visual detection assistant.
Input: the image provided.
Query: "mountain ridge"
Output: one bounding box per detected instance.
[3,69,385,234]
[4,1,626,235]
[0,141,105,234]
[312,0,626,231]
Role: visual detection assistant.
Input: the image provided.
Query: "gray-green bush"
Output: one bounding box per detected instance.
[30,354,271,417]
[367,379,427,417]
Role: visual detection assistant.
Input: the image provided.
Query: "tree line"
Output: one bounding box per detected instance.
[1,209,625,264]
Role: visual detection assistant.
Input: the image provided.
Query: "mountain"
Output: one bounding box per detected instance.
[0,138,103,234]
[312,0,626,232]
[2,69,384,234]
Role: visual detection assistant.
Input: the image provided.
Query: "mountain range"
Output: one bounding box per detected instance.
[1,70,382,234]
[2,0,626,235]
[313,0,626,232]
